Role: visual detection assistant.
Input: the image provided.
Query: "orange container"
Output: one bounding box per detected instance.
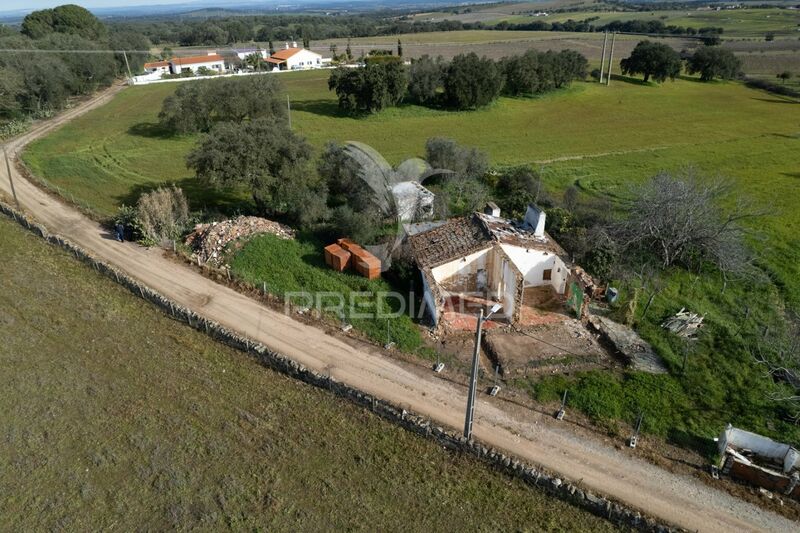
[324,243,351,272]
[335,238,381,279]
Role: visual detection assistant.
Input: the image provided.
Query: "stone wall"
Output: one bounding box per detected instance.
[0,199,680,532]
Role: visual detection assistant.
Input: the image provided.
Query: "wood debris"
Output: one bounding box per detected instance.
[661,308,704,339]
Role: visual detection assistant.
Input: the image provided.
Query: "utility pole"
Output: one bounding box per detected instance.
[3,147,19,210]
[122,50,133,83]
[606,32,617,86]
[599,31,608,84]
[464,303,501,440]
[464,309,484,440]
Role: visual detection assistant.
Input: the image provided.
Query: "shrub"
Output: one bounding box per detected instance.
[135,186,190,244]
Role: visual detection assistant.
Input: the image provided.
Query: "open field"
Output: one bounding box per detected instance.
[501,8,800,38]
[315,29,694,64]
[0,214,618,531]
[411,2,800,38]
[21,64,800,446]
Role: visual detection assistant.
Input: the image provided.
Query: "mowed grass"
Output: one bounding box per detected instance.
[0,215,618,531]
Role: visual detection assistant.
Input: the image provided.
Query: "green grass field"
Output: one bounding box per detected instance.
[228,233,424,352]
[21,68,800,447]
[0,215,618,531]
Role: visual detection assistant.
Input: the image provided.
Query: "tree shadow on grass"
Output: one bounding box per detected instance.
[127,121,179,139]
[603,73,660,86]
[751,96,799,105]
[114,176,253,217]
[676,75,708,84]
[291,99,350,118]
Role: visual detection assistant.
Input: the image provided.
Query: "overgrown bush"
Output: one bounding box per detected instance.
[135,186,190,244]
[0,118,29,139]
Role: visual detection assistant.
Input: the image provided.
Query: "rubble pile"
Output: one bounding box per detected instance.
[185,216,295,265]
[662,308,704,339]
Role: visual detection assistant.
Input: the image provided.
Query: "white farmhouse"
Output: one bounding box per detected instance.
[143,60,170,75]
[169,52,226,75]
[233,47,268,61]
[266,42,324,71]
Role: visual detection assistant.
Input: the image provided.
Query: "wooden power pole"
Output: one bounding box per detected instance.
[599,31,608,84]
[3,147,19,209]
[606,32,617,86]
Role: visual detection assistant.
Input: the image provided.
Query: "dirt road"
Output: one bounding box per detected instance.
[1,86,795,532]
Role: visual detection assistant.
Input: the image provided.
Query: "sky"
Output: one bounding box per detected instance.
[2,0,199,12]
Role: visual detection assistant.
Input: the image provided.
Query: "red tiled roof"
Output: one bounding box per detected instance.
[144,60,169,68]
[265,57,284,64]
[269,47,303,61]
[171,54,225,66]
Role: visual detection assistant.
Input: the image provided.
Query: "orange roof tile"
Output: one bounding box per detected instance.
[144,60,169,68]
[269,48,303,61]
[171,54,225,66]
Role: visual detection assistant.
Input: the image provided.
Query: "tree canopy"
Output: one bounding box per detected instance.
[500,49,587,96]
[407,55,444,105]
[687,46,741,81]
[0,6,151,118]
[620,40,682,83]
[22,4,107,41]
[186,118,326,226]
[444,53,504,109]
[328,60,407,114]
[159,75,287,134]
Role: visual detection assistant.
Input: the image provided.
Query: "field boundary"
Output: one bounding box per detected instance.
[0,197,678,533]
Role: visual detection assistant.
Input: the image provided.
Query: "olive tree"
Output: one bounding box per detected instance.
[687,46,741,81]
[620,41,682,83]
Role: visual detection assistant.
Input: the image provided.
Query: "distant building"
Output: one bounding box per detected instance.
[143,60,170,75]
[169,53,226,75]
[266,42,324,71]
[233,48,268,61]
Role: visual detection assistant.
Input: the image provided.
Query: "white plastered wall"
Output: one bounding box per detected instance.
[500,244,569,294]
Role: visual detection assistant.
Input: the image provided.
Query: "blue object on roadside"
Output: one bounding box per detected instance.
[606,287,619,304]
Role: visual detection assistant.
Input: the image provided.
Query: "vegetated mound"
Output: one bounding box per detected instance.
[186,216,295,266]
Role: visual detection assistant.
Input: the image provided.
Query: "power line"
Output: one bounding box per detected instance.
[0,48,152,53]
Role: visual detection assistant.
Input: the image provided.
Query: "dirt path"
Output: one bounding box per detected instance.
[1,86,795,533]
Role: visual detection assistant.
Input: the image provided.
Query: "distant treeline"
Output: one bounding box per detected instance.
[328,49,588,114]
[108,11,727,48]
[494,19,724,39]
[110,15,480,46]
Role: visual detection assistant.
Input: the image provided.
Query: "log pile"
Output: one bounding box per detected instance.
[661,308,704,339]
[185,216,295,266]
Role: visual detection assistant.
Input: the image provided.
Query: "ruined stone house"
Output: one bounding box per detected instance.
[408,204,575,328]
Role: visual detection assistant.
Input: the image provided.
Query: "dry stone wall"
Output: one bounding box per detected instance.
[0,199,679,533]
